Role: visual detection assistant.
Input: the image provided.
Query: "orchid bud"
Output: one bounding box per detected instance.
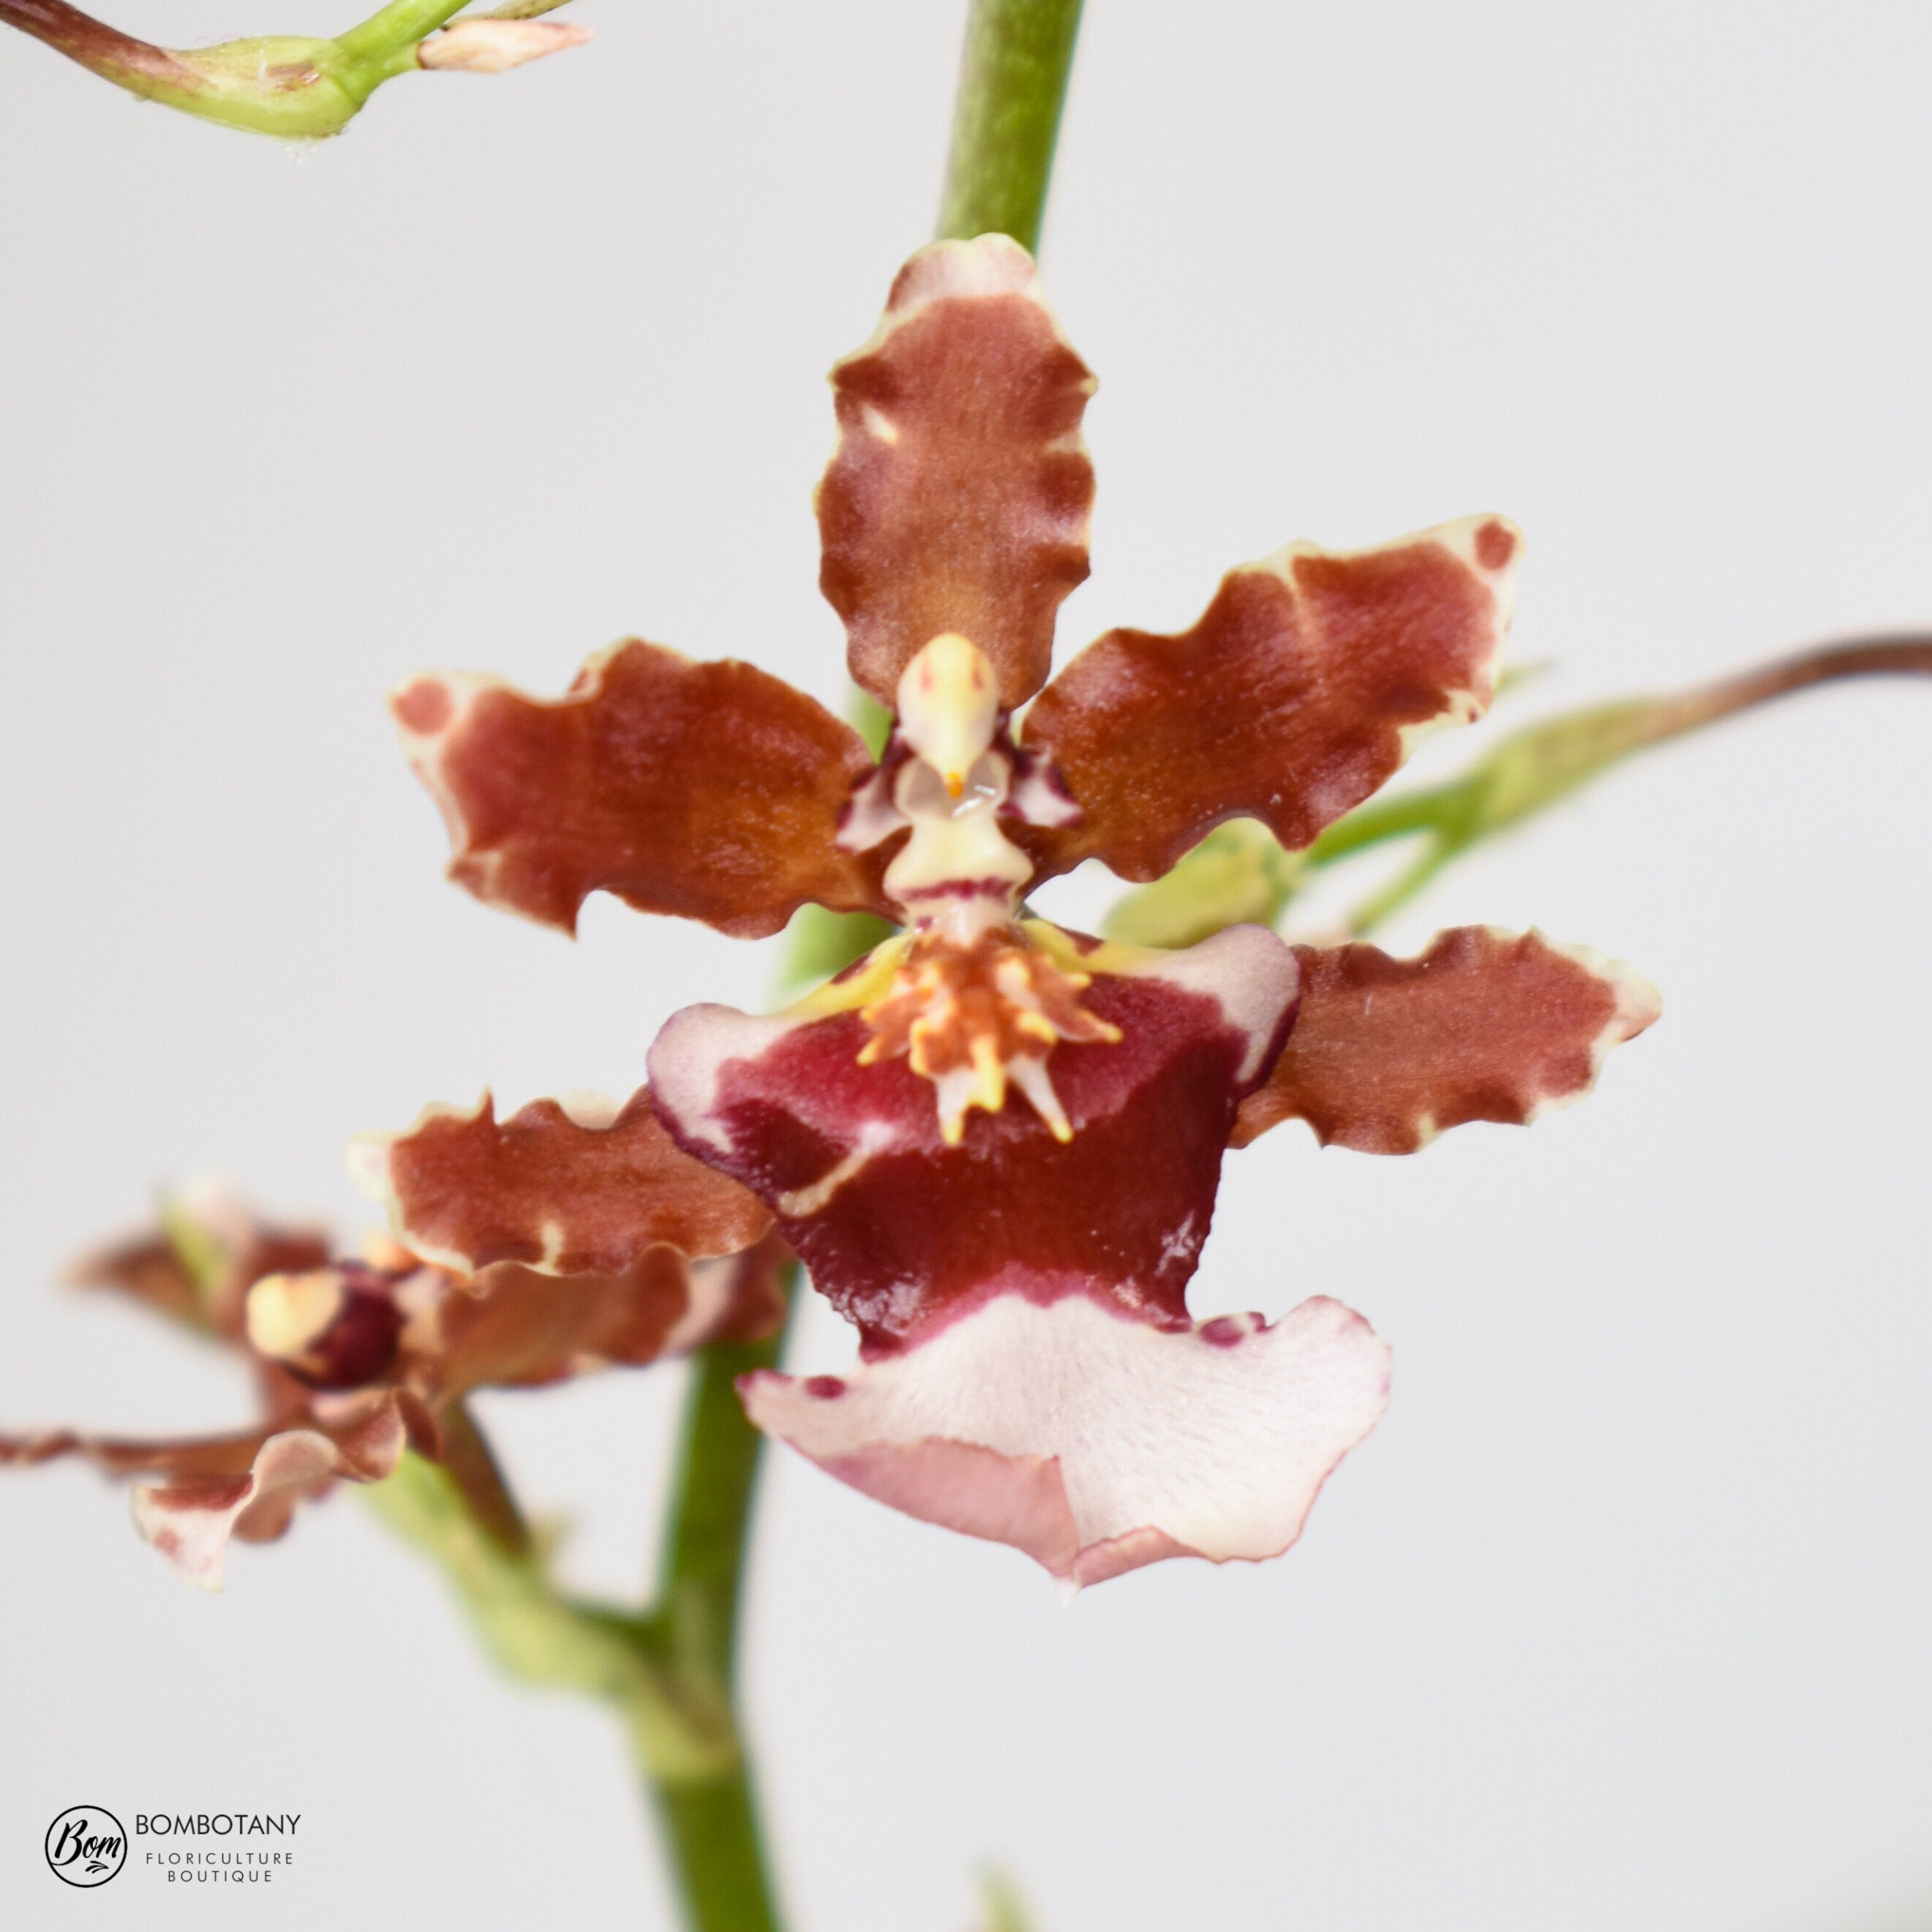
[416,19,591,75]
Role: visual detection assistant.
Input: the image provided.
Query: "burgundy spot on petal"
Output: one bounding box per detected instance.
[805,1375,847,1399]
[1473,518,1517,571]
[393,677,453,734]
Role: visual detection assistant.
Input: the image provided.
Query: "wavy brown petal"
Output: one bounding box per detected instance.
[392,639,889,939]
[1,1392,407,1590]
[817,236,1096,707]
[1020,516,1521,882]
[424,1227,792,1395]
[350,1088,773,1279]
[1232,927,1660,1154]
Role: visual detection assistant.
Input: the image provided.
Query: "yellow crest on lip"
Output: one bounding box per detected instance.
[856,924,1121,1146]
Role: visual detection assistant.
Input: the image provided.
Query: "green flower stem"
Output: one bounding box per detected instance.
[644,1318,791,1932]
[361,1335,790,1927]
[1,0,467,139]
[657,1326,786,1688]
[435,1396,533,1557]
[333,0,466,63]
[938,0,1086,251]
[655,1782,782,1932]
[362,1452,661,1721]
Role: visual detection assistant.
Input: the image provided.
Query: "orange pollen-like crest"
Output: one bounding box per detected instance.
[857,925,1121,1145]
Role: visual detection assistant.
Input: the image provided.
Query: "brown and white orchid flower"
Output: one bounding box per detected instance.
[1,1183,786,1589]
[377,235,1657,1587]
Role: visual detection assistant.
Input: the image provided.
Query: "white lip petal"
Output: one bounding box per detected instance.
[741,1291,1391,1590]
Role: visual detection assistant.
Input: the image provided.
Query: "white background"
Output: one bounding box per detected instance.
[2,3,1929,1928]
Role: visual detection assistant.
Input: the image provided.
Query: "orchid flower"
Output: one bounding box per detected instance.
[1,1183,782,1588]
[364,235,1658,1589]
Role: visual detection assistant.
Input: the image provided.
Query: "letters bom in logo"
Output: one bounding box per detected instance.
[45,1806,127,1887]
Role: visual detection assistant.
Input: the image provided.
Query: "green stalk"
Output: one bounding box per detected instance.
[642,1321,789,1932]
[332,0,465,64]
[937,0,1086,250]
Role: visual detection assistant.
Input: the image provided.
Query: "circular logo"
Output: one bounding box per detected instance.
[45,1807,127,1887]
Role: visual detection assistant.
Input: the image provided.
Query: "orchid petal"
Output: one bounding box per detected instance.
[742,1293,1390,1588]
[423,1228,791,1394]
[2,1394,407,1590]
[648,923,1298,1349]
[1020,516,1520,881]
[132,1402,405,1590]
[392,640,889,939]
[817,236,1096,707]
[349,1088,771,1278]
[1233,927,1660,1153]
